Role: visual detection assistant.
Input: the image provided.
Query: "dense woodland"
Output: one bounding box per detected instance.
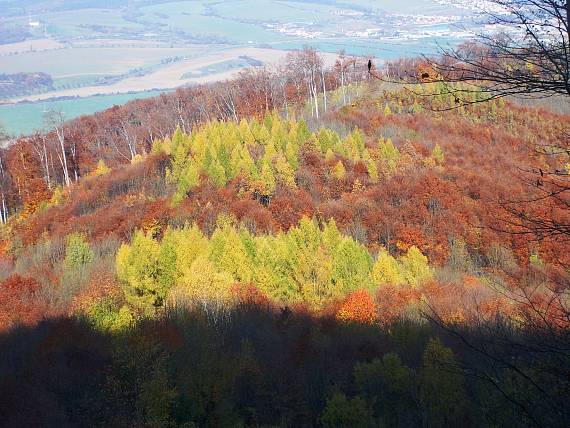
[0,45,568,427]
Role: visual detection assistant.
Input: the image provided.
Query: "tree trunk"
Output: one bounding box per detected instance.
[1,193,7,224]
[321,67,328,112]
[57,133,71,187]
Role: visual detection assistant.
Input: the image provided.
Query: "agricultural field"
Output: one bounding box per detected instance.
[0,0,482,135]
[0,37,63,55]
[0,46,210,76]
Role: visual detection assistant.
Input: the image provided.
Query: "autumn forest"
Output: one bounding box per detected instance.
[0,8,570,425]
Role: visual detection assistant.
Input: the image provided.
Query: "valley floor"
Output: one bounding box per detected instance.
[3,48,340,104]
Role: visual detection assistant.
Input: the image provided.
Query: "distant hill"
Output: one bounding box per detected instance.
[0,72,53,98]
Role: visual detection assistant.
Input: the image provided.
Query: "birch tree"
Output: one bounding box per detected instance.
[44,110,71,187]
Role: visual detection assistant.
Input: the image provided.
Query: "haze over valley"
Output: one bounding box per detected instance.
[0,0,491,135]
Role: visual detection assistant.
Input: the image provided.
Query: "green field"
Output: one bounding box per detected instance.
[0,91,165,136]
[198,0,335,23]
[0,47,206,76]
[138,2,287,44]
[8,8,143,38]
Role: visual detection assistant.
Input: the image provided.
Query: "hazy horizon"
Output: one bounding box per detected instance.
[0,0,485,135]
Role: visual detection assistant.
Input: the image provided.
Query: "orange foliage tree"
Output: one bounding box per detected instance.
[336,289,378,324]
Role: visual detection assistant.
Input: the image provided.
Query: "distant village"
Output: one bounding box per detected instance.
[267,7,477,41]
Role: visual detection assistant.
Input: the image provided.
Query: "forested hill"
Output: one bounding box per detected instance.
[0,50,568,427]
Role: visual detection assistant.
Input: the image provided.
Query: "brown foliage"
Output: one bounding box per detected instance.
[230,283,274,309]
[68,272,123,317]
[376,284,420,326]
[0,275,45,330]
[269,189,315,230]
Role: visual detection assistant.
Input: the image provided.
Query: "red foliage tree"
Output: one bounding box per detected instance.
[0,275,45,330]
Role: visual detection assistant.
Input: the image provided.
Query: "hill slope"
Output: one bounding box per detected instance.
[0,75,568,426]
